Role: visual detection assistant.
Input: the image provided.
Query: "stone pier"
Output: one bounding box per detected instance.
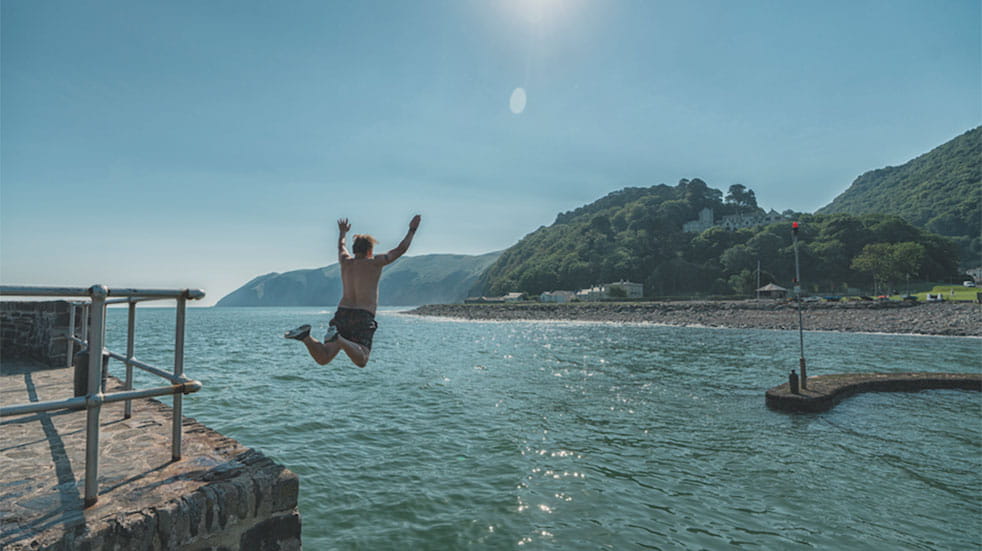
[1,301,301,550]
[765,372,982,412]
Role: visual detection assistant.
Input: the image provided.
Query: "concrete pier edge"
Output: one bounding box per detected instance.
[765,372,982,413]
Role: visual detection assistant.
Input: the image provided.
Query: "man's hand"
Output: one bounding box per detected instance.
[338,218,351,235]
[409,214,421,232]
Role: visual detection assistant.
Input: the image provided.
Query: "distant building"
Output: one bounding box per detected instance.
[756,283,788,299]
[540,291,575,303]
[606,280,644,299]
[575,281,644,301]
[683,208,786,233]
[464,296,504,304]
[465,292,526,304]
[967,267,982,283]
[576,286,605,301]
[683,208,715,233]
[718,209,785,231]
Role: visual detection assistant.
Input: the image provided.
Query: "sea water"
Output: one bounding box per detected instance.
[105,307,981,550]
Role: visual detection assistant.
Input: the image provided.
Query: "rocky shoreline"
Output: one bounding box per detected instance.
[406,300,981,337]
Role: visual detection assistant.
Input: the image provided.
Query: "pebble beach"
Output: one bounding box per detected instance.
[407,300,982,337]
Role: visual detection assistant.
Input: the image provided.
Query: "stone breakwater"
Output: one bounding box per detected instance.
[766,372,982,412]
[407,301,982,337]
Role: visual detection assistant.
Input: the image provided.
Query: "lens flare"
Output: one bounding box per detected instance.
[510,87,527,114]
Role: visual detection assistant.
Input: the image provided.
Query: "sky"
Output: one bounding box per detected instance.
[2,0,980,305]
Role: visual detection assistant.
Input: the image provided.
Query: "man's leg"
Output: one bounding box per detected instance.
[301,336,342,366]
[335,335,370,368]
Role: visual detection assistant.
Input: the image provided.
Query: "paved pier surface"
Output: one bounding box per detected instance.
[766,372,982,412]
[0,360,299,550]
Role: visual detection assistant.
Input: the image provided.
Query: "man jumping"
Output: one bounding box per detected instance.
[285,214,421,367]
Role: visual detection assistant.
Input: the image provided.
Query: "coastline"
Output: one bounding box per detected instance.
[405,300,982,337]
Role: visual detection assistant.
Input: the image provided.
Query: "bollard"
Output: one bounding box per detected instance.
[73,348,89,397]
[73,347,110,397]
[789,370,800,394]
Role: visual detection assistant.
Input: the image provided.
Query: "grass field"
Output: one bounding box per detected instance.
[901,285,980,302]
[835,284,980,302]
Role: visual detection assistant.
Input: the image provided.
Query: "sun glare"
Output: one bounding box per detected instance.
[502,0,572,27]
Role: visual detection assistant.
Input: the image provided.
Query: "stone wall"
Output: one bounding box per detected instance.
[37,447,302,551]
[151,447,302,551]
[0,301,79,367]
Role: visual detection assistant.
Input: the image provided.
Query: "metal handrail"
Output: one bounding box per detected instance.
[2,285,205,300]
[0,284,205,507]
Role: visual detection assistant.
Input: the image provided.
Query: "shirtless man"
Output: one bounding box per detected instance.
[285,215,421,367]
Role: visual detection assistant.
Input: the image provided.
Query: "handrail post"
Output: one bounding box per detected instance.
[81,304,90,343]
[66,303,77,370]
[84,285,108,507]
[124,301,136,419]
[171,294,187,461]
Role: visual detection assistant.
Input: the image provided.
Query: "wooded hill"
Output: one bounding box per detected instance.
[817,126,980,268]
[472,179,961,298]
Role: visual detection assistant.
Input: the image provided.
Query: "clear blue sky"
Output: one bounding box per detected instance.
[2,0,979,305]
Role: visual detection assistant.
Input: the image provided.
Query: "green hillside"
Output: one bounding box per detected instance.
[217,252,502,306]
[473,180,960,298]
[474,179,725,296]
[817,126,981,267]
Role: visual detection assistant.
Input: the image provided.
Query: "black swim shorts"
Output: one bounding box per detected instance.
[329,307,378,350]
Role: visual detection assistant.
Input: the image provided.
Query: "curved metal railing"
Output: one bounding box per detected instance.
[0,285,205,507]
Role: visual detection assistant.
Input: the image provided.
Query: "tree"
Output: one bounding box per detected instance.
[728,269,757,295]
[720,244,755,274]
[810,239,849,289]
[891,242,927,280]
[851,242,927,293]
[687,226,741,264]
[725,184,758,210]
[679,178,723,211]
[589,214,612,235]
[607,284,627,298]
[851,243,893,293]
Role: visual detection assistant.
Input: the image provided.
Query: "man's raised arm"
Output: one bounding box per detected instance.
[338,218,352,260]
[382,214,421,265]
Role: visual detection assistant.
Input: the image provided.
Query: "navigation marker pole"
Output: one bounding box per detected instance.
[792,221,807,389]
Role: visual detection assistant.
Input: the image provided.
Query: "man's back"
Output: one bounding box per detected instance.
[336,214,420,315]
[338,256,385,314]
